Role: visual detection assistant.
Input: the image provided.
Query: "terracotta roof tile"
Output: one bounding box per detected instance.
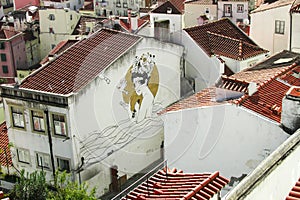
[251,0,294,13]
[184,18,267,60]
[286,178,300,200]
[21,29,141,95]
[119,18,149,32]
[152,1,182,14]
[40,40,79,65]
[160,87,224,114]
[0,28,22,40]
[121,169,229,200]
[0,122,12,167]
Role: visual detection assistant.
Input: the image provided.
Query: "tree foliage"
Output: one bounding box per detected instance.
[47,171,96,200]
[9,170,48,200]
[9,170,96,200]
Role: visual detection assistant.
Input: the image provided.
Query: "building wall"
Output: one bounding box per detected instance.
[163,104,289,186]
[172,31,223,92]
[218,1,249,24]
[14,0,39,10]
[220,52,269,73]
[39,9,81,58]
[0,5,4,18]
[184,3,217,28]
[41,0,84,10]
[291,13,300,53]
[242,132,300,199]
[3,98,74,181]
[250,5,290,54]
[26,37,41,68]
[66,37,183,196]
[0,34,27,78]
[150,13,182,36]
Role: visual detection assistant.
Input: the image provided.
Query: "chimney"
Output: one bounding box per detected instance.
[247,82,257,96]
[128,9,132,33]
[281,86,300,133]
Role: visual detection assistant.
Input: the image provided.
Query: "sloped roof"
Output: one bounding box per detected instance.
[20,29,142,95]
[0,28,22,40]
[0,122,12,167]
[290,0,300,12]
[251,0,294,13]
[119,18,149,33]
[161,51,300,123]
[160,87,224,114]
[185,0,215,5]
[40,39,79,65]
[286,177,300,200]
[121,168,229,200]
[184,18,268,60]
[152,1,182,14]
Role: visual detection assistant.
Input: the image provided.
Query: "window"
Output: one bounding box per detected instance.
[205,8,209,14]
[275,20,285,34]
[36,153,51,169]
[70,14,72,20]
[1,53,6,62]
[78,0,81,4]
[17,148,30,164]
[2,65,8,74]
[31,110,45,132]
[0,42,4,49]
[224,4,232,17]
[52,114,67,136]
[57,158,70,172]
[237,4,244,13]
[66,3,70,8]
[123,0,128,8]
[11,107,25,128]
[49,14,55,20]
[51,44,56,49]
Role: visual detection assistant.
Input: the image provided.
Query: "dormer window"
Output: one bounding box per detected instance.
[167,7,172,14]
[49,14,55,20]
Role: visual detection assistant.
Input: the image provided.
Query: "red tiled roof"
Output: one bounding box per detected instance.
[152,1,182,14]
[119,18,149,33]
[184,18,267,60]
[40,40,79,65]
[160,87,224,114]
[252,0,294,13]
[0,122,12,167]
[236,64,300,123]
[286,177,300,200]
[21,29,142,95]
[0,28,22,40]
[121,169,229,200]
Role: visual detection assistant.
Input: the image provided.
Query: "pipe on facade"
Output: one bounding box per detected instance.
[289,11,293,51]
[44,109,56,178]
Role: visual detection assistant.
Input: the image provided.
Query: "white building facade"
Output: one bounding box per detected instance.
[1,29,184,197]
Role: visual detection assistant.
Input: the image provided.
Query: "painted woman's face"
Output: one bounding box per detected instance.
[133,77,143,95]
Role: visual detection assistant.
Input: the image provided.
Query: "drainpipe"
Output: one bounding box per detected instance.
[44,109,56,178]
[289,11,292,51]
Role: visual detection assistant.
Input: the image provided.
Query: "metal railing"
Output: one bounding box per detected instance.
[111,160,167,200]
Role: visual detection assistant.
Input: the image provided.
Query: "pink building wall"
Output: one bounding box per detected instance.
[14,0,40,10]
[0,34,27,80]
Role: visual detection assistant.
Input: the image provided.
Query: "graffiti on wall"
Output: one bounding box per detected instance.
[80,53,163,166]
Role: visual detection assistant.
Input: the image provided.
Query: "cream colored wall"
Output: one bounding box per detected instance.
[184,4,217,28]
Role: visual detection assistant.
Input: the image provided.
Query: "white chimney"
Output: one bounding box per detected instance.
[248,82,257,96]
[281,86,300,133]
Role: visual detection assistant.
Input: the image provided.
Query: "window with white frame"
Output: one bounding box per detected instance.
[57,157,70,172]
[11,107,25,128]
[237,4,244,13]
[32,110,45,132]
[275,20,285,34]
[224,4,232,17]
[36,153,51,169]
[52,114,67,136]
[17,148,30,164]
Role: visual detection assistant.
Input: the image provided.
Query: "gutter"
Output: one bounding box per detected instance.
[224,128,300,199]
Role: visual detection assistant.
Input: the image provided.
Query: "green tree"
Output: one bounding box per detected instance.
[9,170,48,200]
[47,171,96,200]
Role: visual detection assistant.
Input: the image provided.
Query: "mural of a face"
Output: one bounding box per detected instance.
[117,53,159,122]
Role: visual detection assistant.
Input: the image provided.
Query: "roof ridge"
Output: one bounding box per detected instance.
[233,62,299,105]
[184,18,229,30]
